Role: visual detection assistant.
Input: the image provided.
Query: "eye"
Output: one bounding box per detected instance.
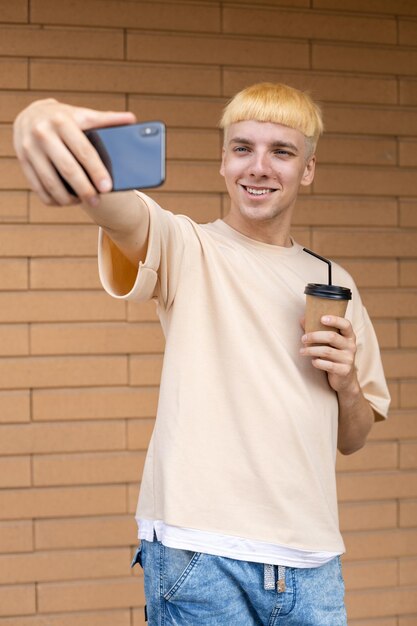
[233,146,249,153]
[274,149,292,156]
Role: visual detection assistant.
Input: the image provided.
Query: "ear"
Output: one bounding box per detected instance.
[219,147,226,177]
[300,155,316,187]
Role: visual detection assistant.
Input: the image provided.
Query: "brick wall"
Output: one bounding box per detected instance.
[0,1,416,624]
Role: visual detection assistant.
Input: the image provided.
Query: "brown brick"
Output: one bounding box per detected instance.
[132,609,147,626]
[127,32,309,70]
[343,559,397,590]
[400,78,417,105]
[369,410,417,441]
[0,355,127,389]
[317,135,396,166]
[328,258,398,289]
[0,547,130,585]
[400,260,417,286]
[345,528,417,561]
[0,224,96,257]
[363,292,417,319]
[128,483,140,514]
[0,456,31,488]
[0,610,131,626]
[129,355,163,386]
[35,515,136,550]
[29,194,92,223]
[400,557,417,585]
[38,576,143,612]
[163,162,224,193]
[0,259,28,290]
[0,124,13,157]
[0,485,126,520]
[400,139,417,167]
[314,165,417,196]
[400,616,417,626]
[0,91,125,122]
[1,0,28,22]
[0,521,33,553]
[32,386,158,421]
[33,451,145,486]
[338,471,417,502]
[400,500,417,527]
[380,350,417,378]
[0,191,27,222]
[30,258,100,290]
[400,442,417,469]
[30,322,165,355]
[316,0,417,15]
[400,382,417,408]
[223,69,396,106]
[0,390,30,424]
[400,200,417,227]
[339,501,397,532]
[336,442,398,472]
[167,129,220,161]
[0,157,27,189]
[31,59,221,96]
[129,95,224,129]
[294,196,398,228]
[31,0,220,32]
[223,6,395,43]
[387,381,399,409]
[0,59,27,90]
[313,230,417,259]
[150,192,222,224]
[346,585,417,620]
[0,26,124,59]
[0,291,125,323]
[371,321,398,349]
[401,321,417,347]
[0,584,35,617]
[127,300,159,323]
[0,420,125,455]
[314,43,417,75]
[0,324,28,356]
[127,419,155,451]
[345,620,395,626]
[324,104,417,136]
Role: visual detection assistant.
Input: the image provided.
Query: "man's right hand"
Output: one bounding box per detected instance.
[13,98,136,207]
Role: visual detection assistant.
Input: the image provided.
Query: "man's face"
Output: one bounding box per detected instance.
[220,120,315,233]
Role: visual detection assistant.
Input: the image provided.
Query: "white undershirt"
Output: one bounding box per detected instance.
[137,519,340,569]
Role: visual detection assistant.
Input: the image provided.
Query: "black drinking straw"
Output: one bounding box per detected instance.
[303,248,332,285]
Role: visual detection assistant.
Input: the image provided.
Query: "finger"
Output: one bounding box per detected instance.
[19,157,55,205]
[300,344,350,364]
[72,107,136,131]
[302,330,349,349]
[321,315,353,336]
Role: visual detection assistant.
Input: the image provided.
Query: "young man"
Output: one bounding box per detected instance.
[14,83,390,625]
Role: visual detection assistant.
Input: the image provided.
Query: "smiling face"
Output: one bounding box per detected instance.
[220,120,316,245]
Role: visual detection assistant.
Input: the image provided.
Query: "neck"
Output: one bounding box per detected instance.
[222,213,293,247]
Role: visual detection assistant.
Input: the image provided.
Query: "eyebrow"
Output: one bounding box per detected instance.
[229,137,299,152]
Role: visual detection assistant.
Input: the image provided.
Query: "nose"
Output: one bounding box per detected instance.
[249,150,273,178]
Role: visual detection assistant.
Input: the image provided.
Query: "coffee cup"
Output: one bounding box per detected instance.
[304,283,352,335]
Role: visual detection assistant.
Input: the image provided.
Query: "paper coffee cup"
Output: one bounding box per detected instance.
[304,283,352,335]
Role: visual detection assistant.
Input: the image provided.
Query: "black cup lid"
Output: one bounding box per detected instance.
[304,283,352,300]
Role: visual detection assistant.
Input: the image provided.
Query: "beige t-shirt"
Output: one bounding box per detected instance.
[99,193,390,554]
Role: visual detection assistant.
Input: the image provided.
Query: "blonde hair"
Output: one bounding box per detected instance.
[220,82,324,157]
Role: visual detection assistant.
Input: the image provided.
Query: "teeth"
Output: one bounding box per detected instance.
[246,187,271,196]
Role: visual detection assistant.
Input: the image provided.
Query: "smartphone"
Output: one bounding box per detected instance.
[58,121,165,194]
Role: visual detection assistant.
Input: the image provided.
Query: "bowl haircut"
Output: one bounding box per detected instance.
[220,82,324,159]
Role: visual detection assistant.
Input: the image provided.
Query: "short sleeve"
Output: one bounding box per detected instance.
[354,306,391,421]
[98,191,186,308]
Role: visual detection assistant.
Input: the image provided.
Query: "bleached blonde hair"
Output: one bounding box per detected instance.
[220,82,324,158]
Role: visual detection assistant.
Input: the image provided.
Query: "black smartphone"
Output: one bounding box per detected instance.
[58,121,166,194]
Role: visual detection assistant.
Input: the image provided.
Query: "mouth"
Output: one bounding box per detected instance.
[242,185,277,196]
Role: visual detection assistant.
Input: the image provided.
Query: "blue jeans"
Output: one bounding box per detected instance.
[131,539,347,625]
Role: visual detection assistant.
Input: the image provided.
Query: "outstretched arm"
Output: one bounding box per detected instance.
[13,98,149,267]
[300,316,374,455]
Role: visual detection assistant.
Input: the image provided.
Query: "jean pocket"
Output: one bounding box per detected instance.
[162,545,203,601]
[130,543,143,569]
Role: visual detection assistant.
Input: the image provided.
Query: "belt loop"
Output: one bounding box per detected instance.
[264,564,275,590]
[277,565,286,592]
